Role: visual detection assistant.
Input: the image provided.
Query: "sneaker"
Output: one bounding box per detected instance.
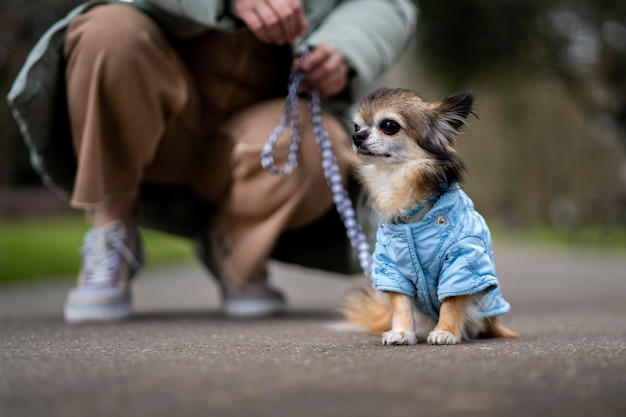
[64,220,144,323]
[220,280,287,318]
[194,229,287,318]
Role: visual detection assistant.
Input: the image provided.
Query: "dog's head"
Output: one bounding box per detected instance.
[352,88,475,187]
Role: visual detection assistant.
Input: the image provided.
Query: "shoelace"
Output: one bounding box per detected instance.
[83,223,141,286]
[260,48,373,278]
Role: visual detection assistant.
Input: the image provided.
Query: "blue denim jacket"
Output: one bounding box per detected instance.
[372,184,511,321]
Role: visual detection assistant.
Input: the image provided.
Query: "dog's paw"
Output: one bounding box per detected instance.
[427,330,460,345]
[382,330,418,346]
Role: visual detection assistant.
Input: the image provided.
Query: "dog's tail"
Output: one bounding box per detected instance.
[480,317,519,339]
[341,286,392,334]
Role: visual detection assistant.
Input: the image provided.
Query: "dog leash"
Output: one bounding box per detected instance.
[261,48,373,278]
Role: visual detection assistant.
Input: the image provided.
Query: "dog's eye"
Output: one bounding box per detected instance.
[354,124,360,133]
[380,120,401,135]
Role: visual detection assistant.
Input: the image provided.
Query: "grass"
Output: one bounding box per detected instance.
[490,222,626,254]
[0,216,194,285]
[1,216,625,286]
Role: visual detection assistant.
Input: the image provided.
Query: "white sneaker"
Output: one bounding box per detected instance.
[194,229,286,318]
[221,281,287,318]
[64,221,144,323]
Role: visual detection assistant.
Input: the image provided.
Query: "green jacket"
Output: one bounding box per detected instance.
[7,0,417,274]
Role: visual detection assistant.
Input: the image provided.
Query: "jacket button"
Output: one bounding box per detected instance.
[380,223,384,228]
[437,216,446,226]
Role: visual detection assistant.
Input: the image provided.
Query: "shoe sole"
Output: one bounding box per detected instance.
[223,298,287,318]
[64,300,131,323]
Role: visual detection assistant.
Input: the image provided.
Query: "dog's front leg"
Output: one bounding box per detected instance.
[382,292,417,345]
[428,295,472,345]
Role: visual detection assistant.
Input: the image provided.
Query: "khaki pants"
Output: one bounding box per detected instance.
[63,4,356,283]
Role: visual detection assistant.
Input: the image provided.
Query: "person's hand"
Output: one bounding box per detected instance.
[296,44,350,99]
[233,0,307,45]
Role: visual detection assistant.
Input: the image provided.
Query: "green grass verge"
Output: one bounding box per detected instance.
[490,222,626,254]
[0,216,194,285]
[1,216,624,286]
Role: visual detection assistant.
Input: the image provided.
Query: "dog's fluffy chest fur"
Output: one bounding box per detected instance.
[359,162,431,221]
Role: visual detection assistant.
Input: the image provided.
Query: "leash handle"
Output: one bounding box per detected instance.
[260,69,305,175]
[260,47,373,278]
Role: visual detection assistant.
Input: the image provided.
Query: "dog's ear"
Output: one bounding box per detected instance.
[419,92,475,158]
[431,92,475,136]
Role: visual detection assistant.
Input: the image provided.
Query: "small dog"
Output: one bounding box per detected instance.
[343,88,517,345]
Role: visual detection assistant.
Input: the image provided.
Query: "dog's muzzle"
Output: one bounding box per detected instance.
[352,130,368,147]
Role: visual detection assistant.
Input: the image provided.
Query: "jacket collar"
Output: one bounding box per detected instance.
[392,183,461,225]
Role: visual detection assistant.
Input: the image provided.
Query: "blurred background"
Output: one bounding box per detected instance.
[1,0,625,284]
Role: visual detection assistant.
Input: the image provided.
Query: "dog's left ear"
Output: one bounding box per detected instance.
[433,92,475,133]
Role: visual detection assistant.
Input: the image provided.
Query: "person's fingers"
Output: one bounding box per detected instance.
[236,0,306,44]
[267,0,299,44]
[301,72,346,98]
[285,0,307,38]
[234,0,272,43]
[295,45,349,98]
[299,46,330,73]
[316,69,348,98]
[309,48,344,82]
[254,2,284,44]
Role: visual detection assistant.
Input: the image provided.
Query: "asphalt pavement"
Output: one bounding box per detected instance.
[1,242,625,417]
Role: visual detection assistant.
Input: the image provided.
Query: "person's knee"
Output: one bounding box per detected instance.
[65,4,164,67]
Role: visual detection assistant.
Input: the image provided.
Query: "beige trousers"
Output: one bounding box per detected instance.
[63,4,356,283]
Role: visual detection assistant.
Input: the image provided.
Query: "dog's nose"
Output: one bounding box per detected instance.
[352,131,368,147]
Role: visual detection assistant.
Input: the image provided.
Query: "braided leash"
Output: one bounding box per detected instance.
[260,50,373,278]
[260,69,305,175]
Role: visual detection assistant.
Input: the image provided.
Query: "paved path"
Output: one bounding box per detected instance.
[1,242,625,417]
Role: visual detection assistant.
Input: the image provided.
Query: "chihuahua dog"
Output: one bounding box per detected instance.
[343,88,517,345]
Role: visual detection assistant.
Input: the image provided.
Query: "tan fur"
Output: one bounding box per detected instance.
[357,161,441,222]
[342,288,517,344]
[436,296,471,338]
[341,287,392,334]
[481,317,519,339]
[427,295,476,345]
[383,292,417,345]
[346,88,517,345]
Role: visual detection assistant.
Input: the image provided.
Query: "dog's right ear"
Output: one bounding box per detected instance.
[435,92,476,132]
[425,92,476,151]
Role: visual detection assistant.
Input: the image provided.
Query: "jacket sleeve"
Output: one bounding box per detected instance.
[142,0,236,36]
[437,236,499,301]
[302,0,417,100]
[147,0,225,24]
